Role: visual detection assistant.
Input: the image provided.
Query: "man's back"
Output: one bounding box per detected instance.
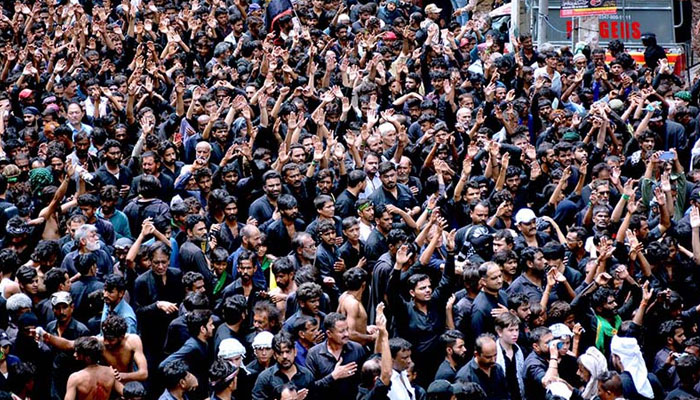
[65,365,117,400]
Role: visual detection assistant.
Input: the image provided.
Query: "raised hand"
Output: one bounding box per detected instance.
[395,244,412,266]
[653,186,666,206]
[691,206,700,229]
[445,229,457,252]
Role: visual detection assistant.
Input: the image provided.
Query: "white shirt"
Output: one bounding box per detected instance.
[388,370,415,400]
[534,66,562,96]
[361,175,382,199]
[359,221,373,242]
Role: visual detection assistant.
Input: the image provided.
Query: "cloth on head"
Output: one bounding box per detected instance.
[610,335,653,399]
[578,347,608,399]
[17,312,40,328]
[674,91,691,102]
[562,131,581,141]
[30,168,54,197]
[19,89,33,100]
[23,107,39,116]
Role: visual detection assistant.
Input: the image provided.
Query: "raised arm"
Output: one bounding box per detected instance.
[418,225,442,266]
[633,282,653,327]
[39,161,75,220]
[374,303,392,386]
[690,206,700,264]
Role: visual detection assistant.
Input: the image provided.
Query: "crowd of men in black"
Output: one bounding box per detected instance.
[1,0,700,397]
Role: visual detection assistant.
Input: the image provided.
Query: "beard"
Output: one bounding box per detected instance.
[86,241,101,251]
[302,249,316,261]
[225,213,238,222]
[453,352,468,366]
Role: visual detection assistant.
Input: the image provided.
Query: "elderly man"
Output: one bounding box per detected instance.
[60,225,113,280]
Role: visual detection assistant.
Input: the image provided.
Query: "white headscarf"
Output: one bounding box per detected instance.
[610,335,654,399]
[578,347,608,399]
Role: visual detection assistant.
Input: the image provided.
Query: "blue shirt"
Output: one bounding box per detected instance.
[295,340,309,367]
[101,298,138,334]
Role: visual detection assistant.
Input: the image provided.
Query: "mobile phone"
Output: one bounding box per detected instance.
[658,151,675,161]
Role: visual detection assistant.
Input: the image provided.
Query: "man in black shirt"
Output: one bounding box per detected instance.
[365,204,393,268]
[305,312,367,400]
[369,229,408,325]
[178,214,216,291]
[133,242,184,371]
[252,331,317,400]
[46,291,90,400]
[265,195,306,258]
[456,334,510,400]
[664,354,700,400]
[159,310,216,400]
[338,217,366,270]
[249,171,283,225]
[388,229,456,386]
[369,162,420,222]
[336,170,367,219]
[471,262,509,337]
[523,327,558,400]
[435,330,468,382]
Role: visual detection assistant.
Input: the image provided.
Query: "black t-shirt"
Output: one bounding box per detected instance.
[357,378,391,400]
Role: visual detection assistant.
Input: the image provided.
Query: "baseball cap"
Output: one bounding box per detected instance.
[219,338,247,359]
[51,291,73,307]
[650,109,663,122]
[0,330,10,347]
[427,380,456,395]
[252,331,274,349]
[249,3,261,10]
[515,208,537,225]
[425,3,442,13]
[549,323,573,339]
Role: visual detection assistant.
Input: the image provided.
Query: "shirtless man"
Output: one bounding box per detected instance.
[39,315,148,383]
[268,256,297,316]
[38,160,79,240]
[337,268,378,346]
[65,336,123,400]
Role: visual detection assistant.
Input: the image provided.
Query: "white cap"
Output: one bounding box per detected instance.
[425,3,442,13]
[252,331,274,349]
[218,338,246,359]
[515,208,537,225]
[547,381,573,399]
[550,323,574,339]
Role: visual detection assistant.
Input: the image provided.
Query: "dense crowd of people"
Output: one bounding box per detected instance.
[0,0,700,398]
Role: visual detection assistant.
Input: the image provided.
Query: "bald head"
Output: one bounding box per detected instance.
[241,225,261,250]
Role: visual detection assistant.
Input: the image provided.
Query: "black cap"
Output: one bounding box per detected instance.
[427,380,456,395]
